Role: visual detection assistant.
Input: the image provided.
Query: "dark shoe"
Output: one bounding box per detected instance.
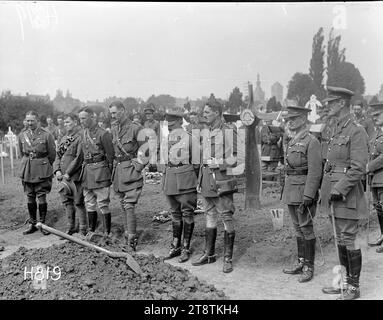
[102,213,112,237]
[164,244,182,260]
[38,203,50,236]
[368,234,383,247]
[298,238,316,283]
[23,203,37,235]
[178,222,194,263]
[124,232,138,251]
[283,237,305,274]
[88,211,97,232]
[322,245,348,294]
[192,228,217,266]
[376,245,383,253]
[223,231,235,273]
[178,248,191,263]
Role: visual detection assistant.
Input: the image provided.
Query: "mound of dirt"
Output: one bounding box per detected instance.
[0,242,227,300]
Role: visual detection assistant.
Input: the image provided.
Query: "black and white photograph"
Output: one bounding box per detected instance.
[0,1,383,304]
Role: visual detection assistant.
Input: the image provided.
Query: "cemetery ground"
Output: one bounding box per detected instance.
[1,158,383,300]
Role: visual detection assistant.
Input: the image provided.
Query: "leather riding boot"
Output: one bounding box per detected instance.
[283,237,305,274]
[322,245,349,294]
[23,203,38,235]
[179,222,195,263]
[338,249,361,300]
[164,220,183,260]
[223,231,235,273]
[369,212,383,246]
[65,204,76,235]
[123,232,138,251]
[102,213,112,237]
[76,205,88,236]
[38,203,50,235]
[192,228,217,266]
[299,238,316,283]
[87,211,97,232]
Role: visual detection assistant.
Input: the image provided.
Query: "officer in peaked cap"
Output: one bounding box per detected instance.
[366,102,383,252]
[281,105,322,283]
[320,86,369,300]
[162,111,199,263]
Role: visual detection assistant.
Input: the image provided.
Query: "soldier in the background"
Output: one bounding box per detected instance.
[109,101,146,251]
[132,113,143,126]
[56,114,67,142]
[186,111,200,133]
[352,100,375,138]
[53,113,86,236]
[320,87,369,300]
[18,111,56,235]
[144,103,160,138]
[78,107,115,237]
[46,115,58,140]
[22,118,28,132]
[163,112,199,262]
[260,120,284,171]
[366,102,383,252]
[281,106,322,283]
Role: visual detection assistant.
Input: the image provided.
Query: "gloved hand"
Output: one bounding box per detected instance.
[303,196,314,207]
[329,189,345,203]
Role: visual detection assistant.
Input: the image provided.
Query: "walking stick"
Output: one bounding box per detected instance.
[330,203,345,300]
[306,206,325,266]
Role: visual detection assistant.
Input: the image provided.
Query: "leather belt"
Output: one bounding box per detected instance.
[167,162,187,168]
[286,168,308,175]
[116,155,132,162]
[324,161,349,174]
[84,155,106,164]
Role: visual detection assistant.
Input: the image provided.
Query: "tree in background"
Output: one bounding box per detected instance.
[309,27,326,100]
[227,87,243,114]
[287,73,317,106]
[146,94,176,110]
[123,97,140,114]
[369,95,379,104]
[326,28,346,86]
[266,96,283,112]
[183,98,191,112]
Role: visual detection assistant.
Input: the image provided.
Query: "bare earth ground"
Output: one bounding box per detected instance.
[1,159,383,300]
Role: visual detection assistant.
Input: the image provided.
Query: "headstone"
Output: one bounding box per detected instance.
[305,95,321,123]
[270,208,284,231]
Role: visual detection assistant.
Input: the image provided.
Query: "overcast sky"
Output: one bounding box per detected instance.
[1,1,382,102]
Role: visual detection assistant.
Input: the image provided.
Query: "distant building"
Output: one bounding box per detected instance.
[254,73,265,104]
[271,82,283,103]
[25,92,50,103]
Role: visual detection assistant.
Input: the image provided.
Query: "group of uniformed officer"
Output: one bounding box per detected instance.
[17,85,383,293]
[281,86,383,300]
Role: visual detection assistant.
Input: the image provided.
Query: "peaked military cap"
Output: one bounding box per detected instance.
[323,86,354,103]
[58,179,76,198]
[144,104,155,113]
[283,105,311,119]
[369,102,383,116]
[165,111,184,123]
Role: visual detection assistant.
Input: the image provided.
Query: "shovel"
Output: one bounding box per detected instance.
[35,222,142,274]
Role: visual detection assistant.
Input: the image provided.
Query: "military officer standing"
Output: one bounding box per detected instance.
[366,102,383,252]
[53,113,87,236]
[78,107,115,236]
[192,100,238,273]
[320,87,369,300]
[108,101,146,250]
[281,106,322,282]
[162,112,199,262]
[18,111,56,235]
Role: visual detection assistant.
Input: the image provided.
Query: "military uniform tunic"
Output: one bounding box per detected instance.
[163,126,199,221]
[320,114,369,220]
[111,117,146,209]
[199,119,238,216]
[367,128,383,214]
[53,126,84,206]
[281,128,322,238]
[18,127,56,198]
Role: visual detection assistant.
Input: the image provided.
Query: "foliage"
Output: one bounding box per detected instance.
[309,27,326,100]
[326,28,346,87]
[287,73,317,106]
[227,87,243,114]
[266,96,283,112]
[146,94,176,109]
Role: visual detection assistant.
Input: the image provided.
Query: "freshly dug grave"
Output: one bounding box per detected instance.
[0,242,227,300]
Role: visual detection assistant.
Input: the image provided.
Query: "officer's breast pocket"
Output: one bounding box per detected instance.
[34,140,46,153]
[331,136,350,159]
[289,144,307,166]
